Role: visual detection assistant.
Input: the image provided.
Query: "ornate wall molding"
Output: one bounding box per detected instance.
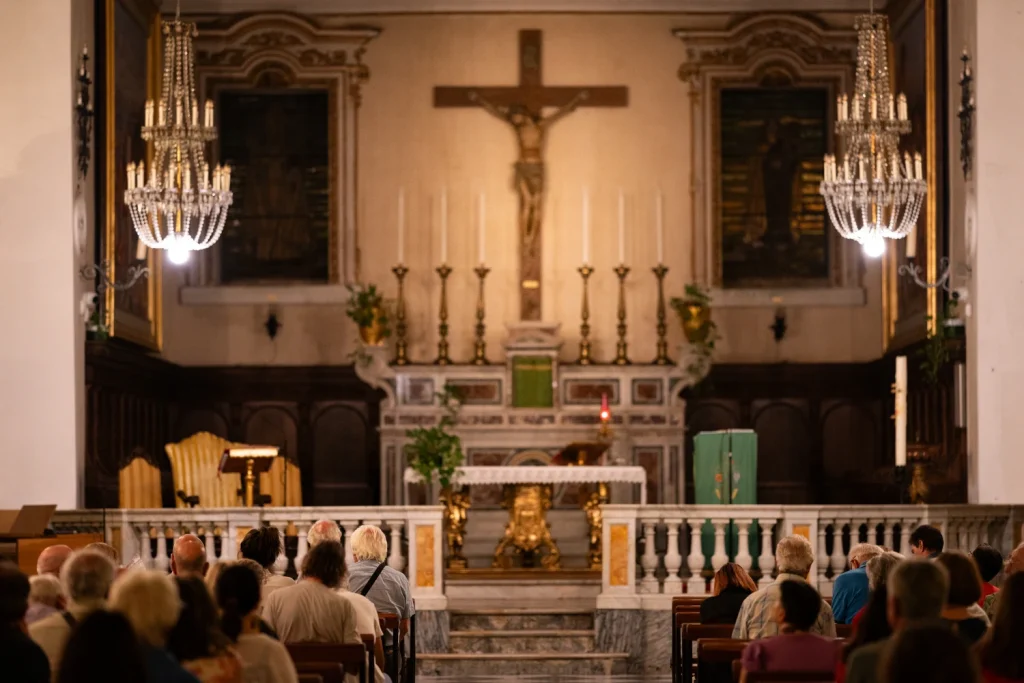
[190,14,380,286]
[675,15,860,298]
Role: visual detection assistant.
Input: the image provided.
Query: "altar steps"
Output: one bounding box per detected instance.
[417,608,630,677]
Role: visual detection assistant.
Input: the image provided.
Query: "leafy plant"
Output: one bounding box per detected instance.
[86,309,109,340]
[918,313,951,387]
[670,283,718,385]
[405,385,464,490]
[345,283,390,336]
[682,283,712,305]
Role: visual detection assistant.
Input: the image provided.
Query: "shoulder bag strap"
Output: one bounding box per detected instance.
[360,562,387,597]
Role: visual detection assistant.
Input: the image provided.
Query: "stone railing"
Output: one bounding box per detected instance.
[52,506,447,610]
[599,504,1020,608]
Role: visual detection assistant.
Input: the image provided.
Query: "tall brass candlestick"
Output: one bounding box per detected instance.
[392,264,409,366]
[577,264,594,365]
[472,265,490,365]
[434,264,452,365]
[613,264,631,365]
[652,264,672,365]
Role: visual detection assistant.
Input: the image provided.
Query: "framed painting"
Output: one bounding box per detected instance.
[886,0,945,347]
[97,0,161,349]
[715,86,831,288]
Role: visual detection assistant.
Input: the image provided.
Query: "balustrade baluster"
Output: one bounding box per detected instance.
[899,519,914,556]
[200,524,216,566]
[143,525,157,568]
[664,518,684,595]
[957,520,969,552]
[866,519,879,546]
[387,521,406,571]
[295,522,309,569]
[734,519,753,572]
[154,527,170,572]
[686,519,705,594]
[273,522,289,575]
[758,521,775,587]
[343,523,354,564]
[967,521,981,551]
[882,520,894,550]
[711,521,729,571]
[640,521,659,594]
[817,525,829,589]
[830,520,847,577]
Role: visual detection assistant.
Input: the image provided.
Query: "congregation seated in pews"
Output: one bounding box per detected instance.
[0,521,412,683]
[671,526,1024,683]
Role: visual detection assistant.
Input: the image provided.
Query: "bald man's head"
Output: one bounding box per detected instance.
[170,534,208,577]
[36,545,73,576]
[307,520,342,548]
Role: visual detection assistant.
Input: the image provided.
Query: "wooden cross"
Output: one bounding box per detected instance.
[434,29,629,321]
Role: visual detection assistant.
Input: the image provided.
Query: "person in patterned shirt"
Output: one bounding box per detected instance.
[732,534,836,640]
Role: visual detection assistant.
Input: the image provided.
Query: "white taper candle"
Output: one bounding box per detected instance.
[895,355,908,466]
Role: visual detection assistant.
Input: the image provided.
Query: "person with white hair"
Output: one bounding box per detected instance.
[347,525,415,645]
[831,542,884,624]
[733,535,836,640]
[29,550,116,681]
[25,574,63,626]
[111,570,198,683]
[307,519,342,547]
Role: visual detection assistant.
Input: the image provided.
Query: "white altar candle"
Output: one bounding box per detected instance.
[582,186,590,264]
[895,355,908,466]
[397,188,405,264]
[440,187,448,264]
[477,193,486,265]
[617,189,626,264]
[656,191,664,264]
[906,224,917,259]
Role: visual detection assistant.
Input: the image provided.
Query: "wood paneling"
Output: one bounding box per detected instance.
[85,341,383,508]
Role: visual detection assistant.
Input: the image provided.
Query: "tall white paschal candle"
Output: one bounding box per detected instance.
[440,187,448,264]
[906,224,917,259]
[656,191,664,264]
[477,193,486,265]
[397,188,405,264]
[617,189,626,264]
[582,187,590,264]
[895,355,908,466]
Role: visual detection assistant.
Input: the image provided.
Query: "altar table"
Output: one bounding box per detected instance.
[403,465,648,504]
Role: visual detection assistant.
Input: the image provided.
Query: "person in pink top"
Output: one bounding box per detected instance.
[739,579,839,682]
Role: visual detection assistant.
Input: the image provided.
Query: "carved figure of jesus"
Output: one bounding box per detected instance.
[468,89,589,260]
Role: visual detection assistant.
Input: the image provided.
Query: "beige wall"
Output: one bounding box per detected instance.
[162,12,883,366]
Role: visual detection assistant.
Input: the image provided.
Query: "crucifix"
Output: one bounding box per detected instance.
[434,29,629,321]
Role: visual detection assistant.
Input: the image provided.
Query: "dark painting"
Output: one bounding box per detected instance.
[218,91,330,283]
[719,88,829,287]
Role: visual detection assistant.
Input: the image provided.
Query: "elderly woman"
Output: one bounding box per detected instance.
[347,526,414,633]
[837,552,904,683]
[111,570,199,683]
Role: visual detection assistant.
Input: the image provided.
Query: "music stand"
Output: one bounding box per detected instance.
[219,446,279,507]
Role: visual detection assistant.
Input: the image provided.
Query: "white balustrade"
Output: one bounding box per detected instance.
[599,504,1015,599]
[52,506,445,607]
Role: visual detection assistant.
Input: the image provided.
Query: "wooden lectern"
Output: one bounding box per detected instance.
[218,446,279,507]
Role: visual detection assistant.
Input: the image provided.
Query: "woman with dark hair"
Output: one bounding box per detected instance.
[937,551,989,645]
[974,544,1004,608]
[979,572,1024,683]
[56,611,146,683]
[167,576,242,683]
[882,622,980,683]
[215,564,297,683]
[238,527,293,600]
[738,580,839,681]
[836,586,892,683]
[700,563,758,624]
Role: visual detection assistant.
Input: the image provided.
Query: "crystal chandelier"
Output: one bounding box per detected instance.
[820,12,927,258]
[123,5,232,266]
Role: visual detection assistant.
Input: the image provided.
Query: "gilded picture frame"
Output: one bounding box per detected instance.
[98,0,162,349]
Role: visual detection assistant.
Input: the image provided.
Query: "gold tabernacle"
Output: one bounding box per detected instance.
[493,484,561,569]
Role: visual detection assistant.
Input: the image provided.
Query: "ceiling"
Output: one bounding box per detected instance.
[176,0,884,14]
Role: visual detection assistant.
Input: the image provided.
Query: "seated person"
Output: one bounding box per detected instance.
[882,622,980,683]
[239,527,294,600]
[831,543,883,624]
[26,574,63,625]
[167,577,243,683]
[55,611,146,683]
[849,551,902,629]
[700,563,757,624]
[0,562,50,683]
[973,544,1003,608]
[979,572,1024,683]
[937,551,989,645]
[739,579,840,681]
[733,535,836,640]
[347,525,415,642]
[909,524,944,558]
[262,540,360,646]
[171,535,209,579]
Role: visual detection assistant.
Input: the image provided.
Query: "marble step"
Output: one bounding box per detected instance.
[451,608,595,632]
[416,652,631,677]
[450,629,595,654]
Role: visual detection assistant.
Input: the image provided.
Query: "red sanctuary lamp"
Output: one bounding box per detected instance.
[598,392,612,441]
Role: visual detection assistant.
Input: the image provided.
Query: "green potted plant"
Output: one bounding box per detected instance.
[405,385,465,494]
[346,284,390,345]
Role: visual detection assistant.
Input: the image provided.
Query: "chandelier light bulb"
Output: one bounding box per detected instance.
[862,234,886,259]
[167,240,191,265]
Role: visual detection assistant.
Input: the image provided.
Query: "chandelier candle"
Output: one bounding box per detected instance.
[123,9,233,263]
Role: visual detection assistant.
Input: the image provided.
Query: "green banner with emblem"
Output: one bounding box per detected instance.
[693,430,758,569]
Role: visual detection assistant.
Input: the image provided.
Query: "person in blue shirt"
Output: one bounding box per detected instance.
[831,543,883,624]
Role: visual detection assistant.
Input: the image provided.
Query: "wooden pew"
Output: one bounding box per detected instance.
[378,612,401,683]
[698,638,747,683]
[672,609,706,683]
[681,623,735,682]
[731,660,836,682]
[286,643,368,683]
[835,624,852,639]
[297,675,324,683]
